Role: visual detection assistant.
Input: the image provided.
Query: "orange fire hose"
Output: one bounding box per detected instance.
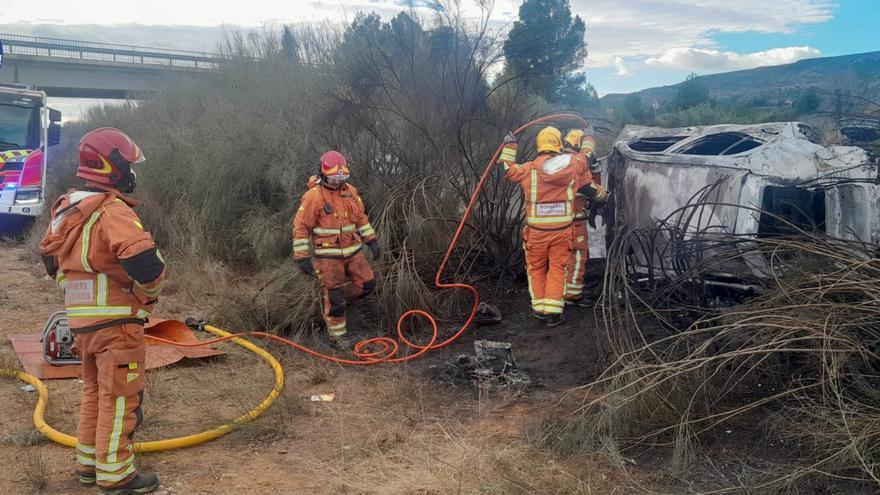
[147,113,590,364]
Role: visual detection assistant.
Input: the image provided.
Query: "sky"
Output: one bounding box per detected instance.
[1,0,878,99]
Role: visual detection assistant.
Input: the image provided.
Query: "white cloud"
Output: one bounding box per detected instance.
[645,46,821,71]
[612,56,631,76]
[0,0,500,26]
[571,0,833,74]
[0,0,835,76]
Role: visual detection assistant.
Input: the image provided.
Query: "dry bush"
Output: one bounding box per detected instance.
[210,264,322,336]
[21,446,48,491]
[0,429,43,447]
[548,191,880,493]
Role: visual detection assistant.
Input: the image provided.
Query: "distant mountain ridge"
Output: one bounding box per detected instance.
[603,51,880,108]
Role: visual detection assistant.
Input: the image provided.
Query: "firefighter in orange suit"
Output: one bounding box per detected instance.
[293,150,380,346]
[40,128,165,494]
[562,129,607,306]
[497,126,586,327]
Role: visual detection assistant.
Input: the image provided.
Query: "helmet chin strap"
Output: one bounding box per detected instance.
[121,169,137,194]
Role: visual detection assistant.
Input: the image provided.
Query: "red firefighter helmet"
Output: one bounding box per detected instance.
[76,127,144,190]
[320,150,350,181]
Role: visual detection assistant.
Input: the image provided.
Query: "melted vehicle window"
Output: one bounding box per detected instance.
[677,132,762,156]
[628,136,686,152]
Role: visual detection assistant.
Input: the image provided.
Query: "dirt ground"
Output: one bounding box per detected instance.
[0,240,654,494]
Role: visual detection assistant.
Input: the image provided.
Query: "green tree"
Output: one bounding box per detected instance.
[556,74,599,107]
[674,73,709,110]
[622,93,645,122]
[794,89,821,114]
[503,0,591,105]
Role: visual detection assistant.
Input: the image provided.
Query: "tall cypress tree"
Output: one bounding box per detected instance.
[503,0,591,105]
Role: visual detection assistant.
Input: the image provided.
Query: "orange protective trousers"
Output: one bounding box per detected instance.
[315,251,376,336]
[74,323,146,489]
[564,220,589,301]
[523,226,573,315]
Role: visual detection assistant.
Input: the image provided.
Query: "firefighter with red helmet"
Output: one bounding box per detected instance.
[293,151,381,347]
[40,128,164,494]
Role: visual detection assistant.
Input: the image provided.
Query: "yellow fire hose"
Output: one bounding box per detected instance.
[0,324,284,452]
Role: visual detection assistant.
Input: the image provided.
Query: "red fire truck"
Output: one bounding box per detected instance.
[0,83,61,219]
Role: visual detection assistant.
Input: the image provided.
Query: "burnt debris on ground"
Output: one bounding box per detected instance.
[430,339,534,391]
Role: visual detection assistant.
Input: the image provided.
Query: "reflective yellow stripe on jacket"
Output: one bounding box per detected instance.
[293,238,310,255]
[313,224,357,235]
[314,243,362,258]
[499,146,517,163]
[358,223,375,238]
[526,170,575,227]
[80,211,102,273]
[66,306,137,318]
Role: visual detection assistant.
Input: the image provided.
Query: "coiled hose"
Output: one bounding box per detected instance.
[0,324,283,451]
[1,113,588,451]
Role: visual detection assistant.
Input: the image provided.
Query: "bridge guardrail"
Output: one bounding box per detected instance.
[0,33,222,68]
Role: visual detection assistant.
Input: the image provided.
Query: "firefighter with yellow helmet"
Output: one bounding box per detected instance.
[562,128,607,305]
[498,127,580,325]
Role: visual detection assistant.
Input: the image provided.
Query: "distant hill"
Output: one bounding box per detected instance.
[603,51,880,110]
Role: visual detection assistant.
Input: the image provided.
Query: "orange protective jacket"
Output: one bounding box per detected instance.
[293,176,377,260]
[501,149,586,230]
[40,189,166,332]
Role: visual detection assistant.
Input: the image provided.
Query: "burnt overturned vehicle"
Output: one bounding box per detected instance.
[602,122,877,292]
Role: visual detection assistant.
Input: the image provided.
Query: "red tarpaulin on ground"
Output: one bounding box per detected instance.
[9,318,226,380]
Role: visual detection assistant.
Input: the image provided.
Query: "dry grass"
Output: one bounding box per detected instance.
[266,365,633,495]
[303,401,628,494]
[549,190,880,493]
[0,429,43,447]
[21,446,48,492]
[226,388,311,444]
[0,348,20,371]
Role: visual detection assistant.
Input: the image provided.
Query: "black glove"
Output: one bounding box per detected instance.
[297,258,316,277]
[502,131,517,145]
[367,240,382,260]
[588,201,605,229]
[577,182,609,203]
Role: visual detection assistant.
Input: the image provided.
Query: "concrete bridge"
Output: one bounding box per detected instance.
[0,33,222,99]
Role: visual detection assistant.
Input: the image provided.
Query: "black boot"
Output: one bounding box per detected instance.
[532,311,549,320]
[331,333,360,352]
[77,470,96,487]
[564,297,591,307]
[98,473,160,494]
[545,314,566,327]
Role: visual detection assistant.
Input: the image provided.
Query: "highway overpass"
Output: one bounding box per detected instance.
[0,33,221,99]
